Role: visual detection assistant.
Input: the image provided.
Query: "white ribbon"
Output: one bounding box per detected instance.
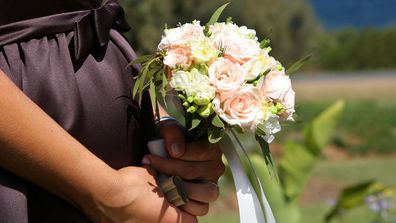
[148,136,276,223]
[221,134,276,223]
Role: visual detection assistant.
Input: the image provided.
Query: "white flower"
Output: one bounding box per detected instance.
[170,70,192,91]
[190,39,219,63]
[242,50,271,81]
[259,115,281,143]
[158,21,205,50]
[170,69,215,104]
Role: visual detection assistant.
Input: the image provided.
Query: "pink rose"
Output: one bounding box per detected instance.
[212,86,263,130]
[158,22,205,50]
[209,58,246,94]
[258,69,295,121]
[163,46,192,68]
[214,36,260,65]
[259,70,292,100]
[279,89,295,121]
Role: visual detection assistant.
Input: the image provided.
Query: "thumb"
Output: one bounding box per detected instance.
[158,119,186,158]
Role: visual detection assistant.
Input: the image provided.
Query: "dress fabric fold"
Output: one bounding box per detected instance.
[0,0,154,222]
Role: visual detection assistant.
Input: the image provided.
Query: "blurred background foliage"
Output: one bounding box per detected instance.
[120,0,396,71]
[118,0,396,222]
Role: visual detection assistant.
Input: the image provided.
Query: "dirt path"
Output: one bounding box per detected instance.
[292,71,396,101]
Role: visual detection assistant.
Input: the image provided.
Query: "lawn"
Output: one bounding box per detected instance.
[199,156,396,223]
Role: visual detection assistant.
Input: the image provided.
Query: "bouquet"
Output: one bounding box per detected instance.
[132,3,308,223]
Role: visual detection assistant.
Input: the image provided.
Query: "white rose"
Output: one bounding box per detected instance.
[158,21,205,50]
[170,70,191,91]
[209,58,246,94]
[212,86,263,130]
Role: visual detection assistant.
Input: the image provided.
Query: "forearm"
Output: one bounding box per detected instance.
[0,70,116,217]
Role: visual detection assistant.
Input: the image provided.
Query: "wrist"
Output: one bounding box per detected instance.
[75,165,120,222]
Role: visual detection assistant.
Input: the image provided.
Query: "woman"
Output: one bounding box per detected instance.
[0,0,224,222]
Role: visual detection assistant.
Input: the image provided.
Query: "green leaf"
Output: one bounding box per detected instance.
[206,3,230,27]
[189,118,201,130]
[325,181,387,222]
[255,134,279,181]
[128,54,155,66]
[161,71,168,107]
[149,80,157,114]
[208,128,224,144]
[279,100,345,202]
[285,54,312,75]
[211,115,225,129]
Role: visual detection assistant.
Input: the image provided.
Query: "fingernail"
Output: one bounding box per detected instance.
[142,156,151,165]
[171,143,182,157]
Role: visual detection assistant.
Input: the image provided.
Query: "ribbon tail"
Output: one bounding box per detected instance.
[230,131,277,223]
[221,134,266,223]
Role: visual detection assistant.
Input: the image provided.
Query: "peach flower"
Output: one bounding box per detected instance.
[209,58,246,94]
[259,69,292,101]
[158,21,205,50]
[213,36,260,65]
[212,86,263,130]
[163,46,192,68]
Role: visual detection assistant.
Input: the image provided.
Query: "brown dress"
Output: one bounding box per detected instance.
[0,0,155,222]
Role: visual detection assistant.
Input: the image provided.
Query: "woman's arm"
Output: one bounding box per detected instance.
[0,70,196,223]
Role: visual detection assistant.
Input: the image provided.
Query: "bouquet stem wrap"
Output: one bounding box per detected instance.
[221,134,276,223]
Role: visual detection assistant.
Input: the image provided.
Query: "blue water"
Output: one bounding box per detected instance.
[308,0,396,29]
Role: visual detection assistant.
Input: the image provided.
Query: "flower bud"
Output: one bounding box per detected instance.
[187,105,198,113]
[198,103,214,118]
[182,101,190,107]
[187,96,194,103]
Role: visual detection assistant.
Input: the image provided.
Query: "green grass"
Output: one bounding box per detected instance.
[200,156,396,223]
[279,100,396,154]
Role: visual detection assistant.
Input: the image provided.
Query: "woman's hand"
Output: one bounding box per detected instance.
[92,166,197,223]
[142,121,225,216]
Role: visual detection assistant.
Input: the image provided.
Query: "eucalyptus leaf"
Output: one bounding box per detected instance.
[255,134,279,181]
[149,80,157,113]
[211,115,225,129]
[189,118,201,131]
[206,3,230,27]
[208,128,224,144]
[128,54,155,66]
[285,54,312,75]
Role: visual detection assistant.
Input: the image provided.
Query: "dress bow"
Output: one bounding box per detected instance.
[73,0,131,61]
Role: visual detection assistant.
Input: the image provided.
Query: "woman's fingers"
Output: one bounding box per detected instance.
[184,181,220,203]
[143,154,225,182]
[180,200,209,217]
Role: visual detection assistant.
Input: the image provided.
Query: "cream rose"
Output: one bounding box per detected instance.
[163,46,192,68]
[209,58,246,93]
[212,86,263,130]
[219,36,260,65]
[259,69,292,100]
[158,21,205,50]
[279,88,295,121]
